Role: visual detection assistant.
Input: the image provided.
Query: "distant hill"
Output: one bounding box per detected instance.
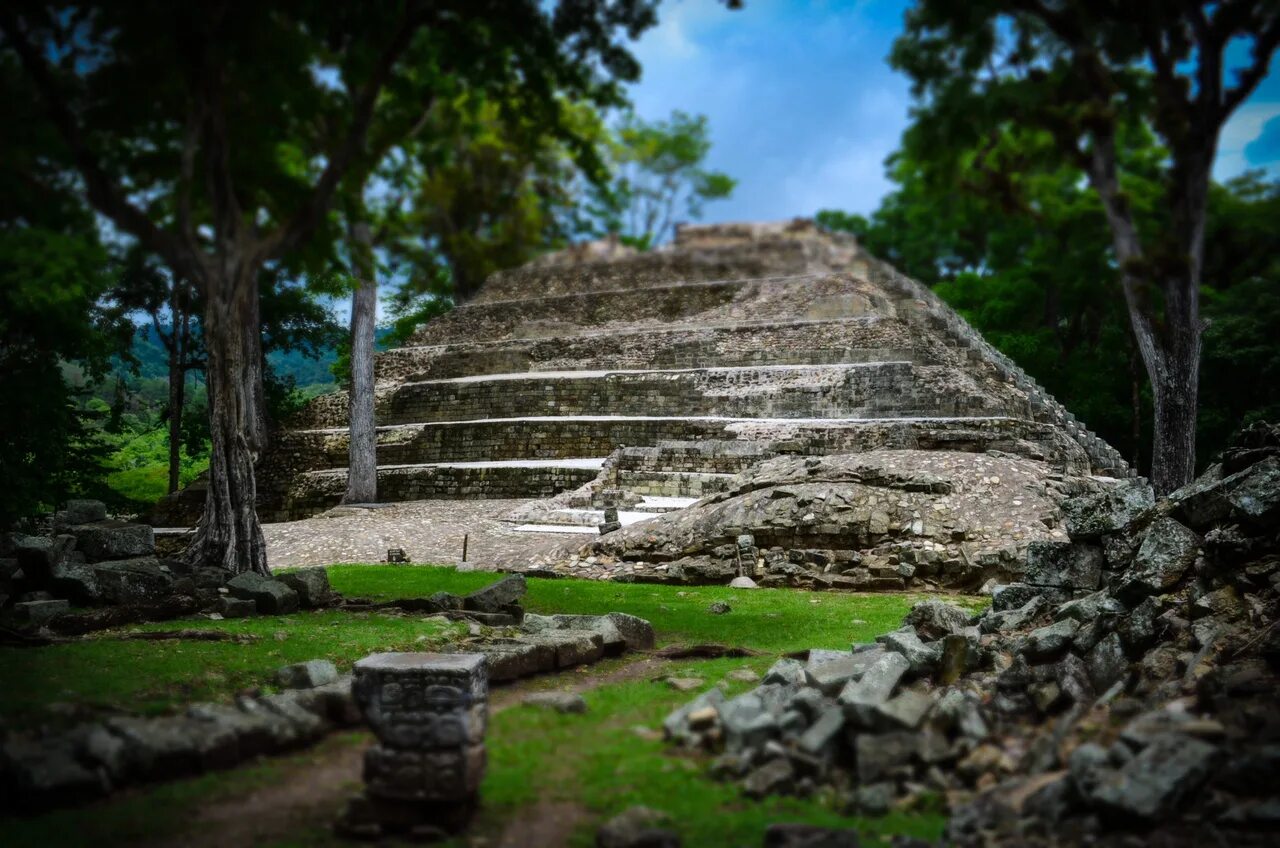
[123,323,393,390]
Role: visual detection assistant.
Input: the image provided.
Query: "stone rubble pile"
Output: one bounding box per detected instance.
[662,424,1280,845]
[0,499,335,630]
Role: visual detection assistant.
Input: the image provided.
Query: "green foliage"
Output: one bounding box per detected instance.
[590,110,736,247]
[0,226,131,528]
[99,427,210,508]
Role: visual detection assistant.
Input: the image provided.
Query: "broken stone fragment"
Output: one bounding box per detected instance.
[216,596,255,618]
[838,651,910,722]
[275,659,339,690]
[804,649,884,695]
[1061,480,1154,539]
[463,574,526,613]
[904,599,972,641]
[1115,517,1200,604]
[742,756,795,799]
[1054,590,1125,623]
[275,567,332,608]
[1018,618,1080,661]
[1023,540,1103,591]
[872,689,935,730]
[88,557,175,605]
[879,627,941,675]
[6,598,70,627]
[854,730,918,783]
[1085,733,1219,821]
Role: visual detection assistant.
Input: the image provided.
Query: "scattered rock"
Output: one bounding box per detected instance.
[707,601,732,615]
[666,678,705,693]
[70,521,155,561]
[728,576,758,589]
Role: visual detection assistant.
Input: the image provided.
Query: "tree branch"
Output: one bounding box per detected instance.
[1219,15,1280,119]
[259,2,427,263]
[1,11,197,280]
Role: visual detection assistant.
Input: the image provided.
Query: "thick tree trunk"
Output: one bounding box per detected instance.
[184,263,269,575]
[344,221,378,504]
[1148,307,1202,495]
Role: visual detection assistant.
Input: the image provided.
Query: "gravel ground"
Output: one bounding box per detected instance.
[263,498,579,571]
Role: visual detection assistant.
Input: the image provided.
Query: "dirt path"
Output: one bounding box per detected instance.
[169,653,676,848]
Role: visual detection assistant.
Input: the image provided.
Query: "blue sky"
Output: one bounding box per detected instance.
[624,0,1280,223]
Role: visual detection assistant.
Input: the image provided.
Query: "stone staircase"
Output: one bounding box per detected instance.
[256,220,1130,526]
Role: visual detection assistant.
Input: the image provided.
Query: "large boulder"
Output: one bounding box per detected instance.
[71,521,154,561]
[11,534,77,585]
[227,572,299,615]
[1116,518,1200,604]
[57,499,107,528]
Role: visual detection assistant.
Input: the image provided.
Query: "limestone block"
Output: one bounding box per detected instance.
[71,521,155,561]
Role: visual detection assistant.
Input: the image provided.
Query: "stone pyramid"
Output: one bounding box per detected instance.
[259,219,1130,589]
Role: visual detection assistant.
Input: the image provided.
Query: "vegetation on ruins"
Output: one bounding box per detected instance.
[589,110,739,249]
[884,1,1280,493]
[1,1,659,564]
[819,158,1280,477]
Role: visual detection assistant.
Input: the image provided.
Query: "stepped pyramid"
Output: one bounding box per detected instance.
[260,219,1130,588]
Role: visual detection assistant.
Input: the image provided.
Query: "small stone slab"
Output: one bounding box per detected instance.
[71,521,155,561]
[276,567,332,608]
[8,598,70,627]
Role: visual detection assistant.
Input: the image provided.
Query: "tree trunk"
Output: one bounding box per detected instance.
[1148,305,1202,495]
[184,263,268,575]
[166,281,189,495]
[344,221,379,504]
[167,339,184,494]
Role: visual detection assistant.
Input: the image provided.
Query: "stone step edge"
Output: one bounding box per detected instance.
[401,360,917,387]
[458,269,833,309]
[393,313,896,353]
[298,459,611,477]
[293,414,1025,437]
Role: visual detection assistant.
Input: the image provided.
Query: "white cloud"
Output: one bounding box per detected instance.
[1213,101,1280,180]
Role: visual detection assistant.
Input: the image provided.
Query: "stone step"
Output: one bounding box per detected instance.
[372,314,947,388]
[307,363,1016,428]
[471,225,861,303]
[267,415,1063,474]
[613,470,736,500]
[264,460,605,522]
[409,273,896,347]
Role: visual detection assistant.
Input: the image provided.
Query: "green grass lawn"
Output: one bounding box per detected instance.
[1,565,956,847]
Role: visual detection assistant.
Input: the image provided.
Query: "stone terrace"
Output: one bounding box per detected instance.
[255,220,1130,583]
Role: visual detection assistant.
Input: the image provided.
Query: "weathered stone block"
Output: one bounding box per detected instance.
[275,567,332,608]
[1024,541,1103,590]
[364,743,487,801]
[275,659,339,690]
[353,652,488,743]
[226,572,299,615]
[90,557,174,604]
[463,574,526,613]
[71,521,154,561]
[1116,518,1200,604]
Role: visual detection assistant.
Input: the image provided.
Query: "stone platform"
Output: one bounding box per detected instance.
[252,220,1131,588]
